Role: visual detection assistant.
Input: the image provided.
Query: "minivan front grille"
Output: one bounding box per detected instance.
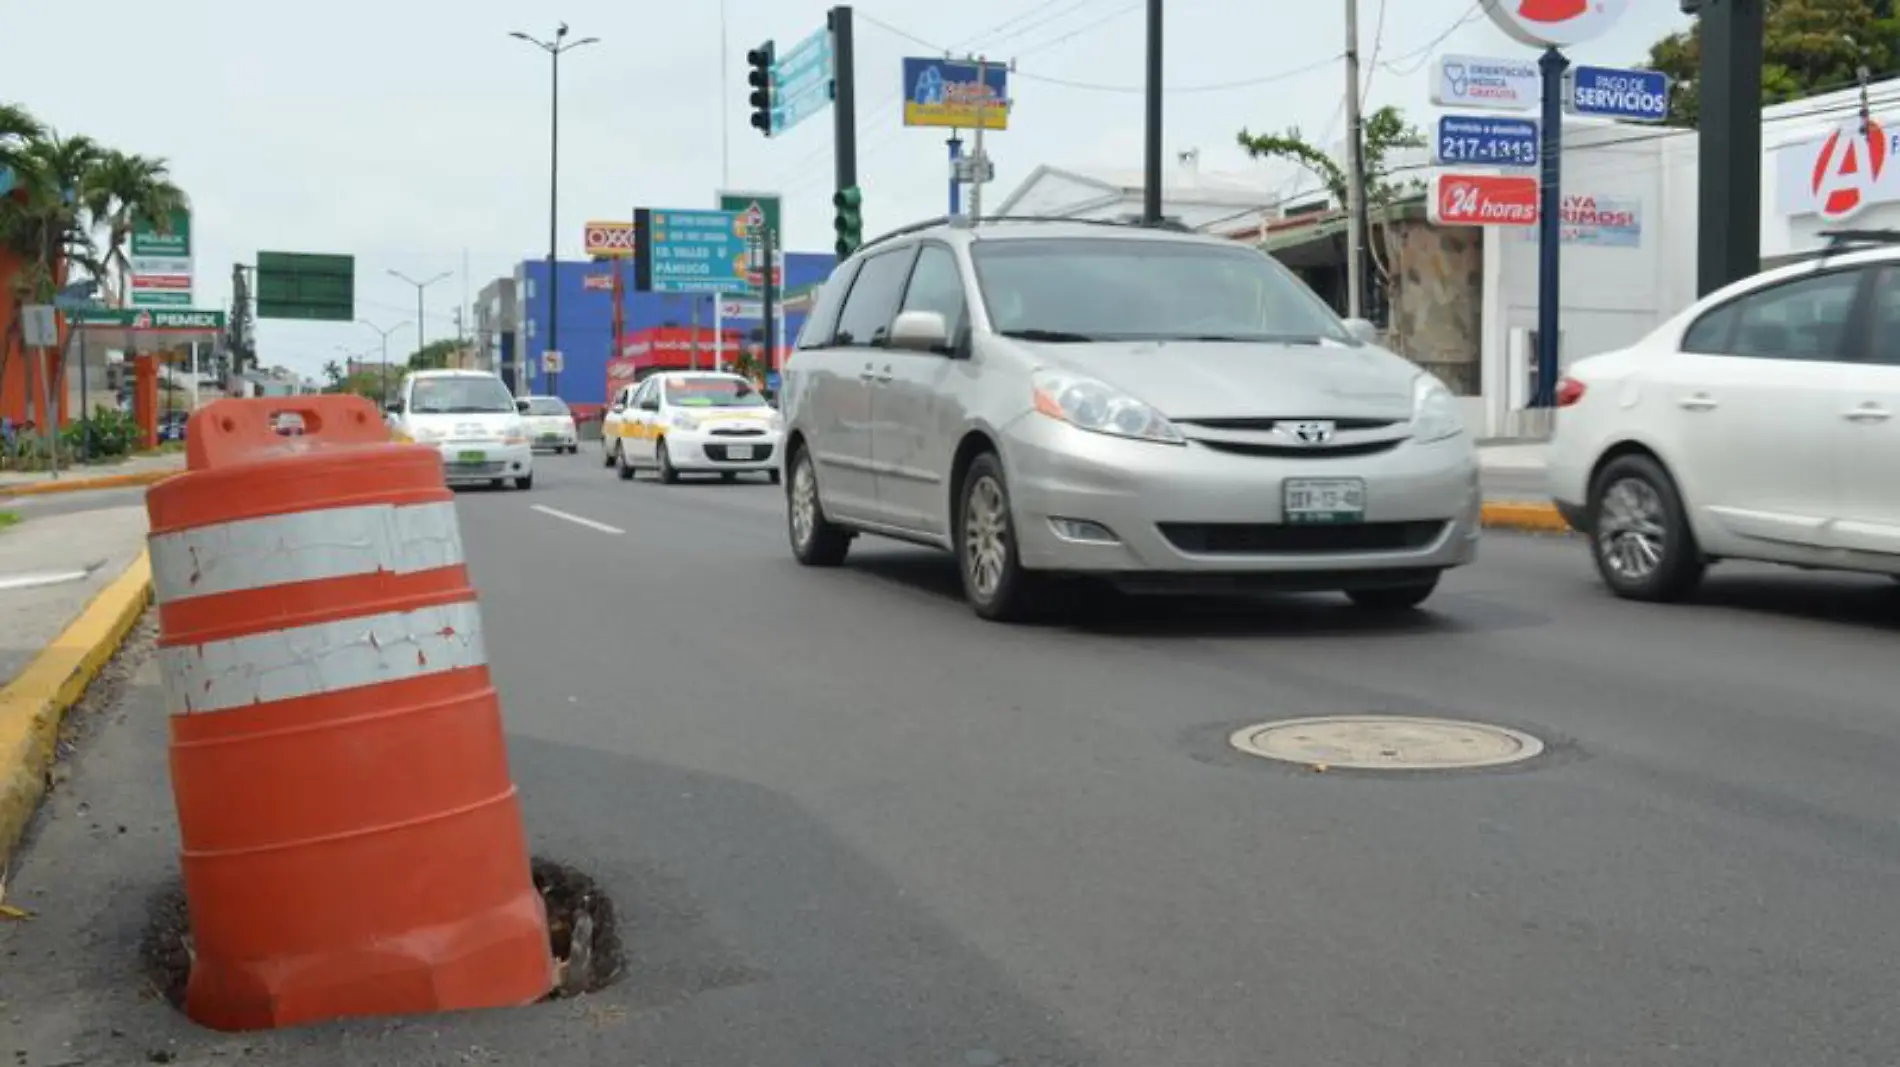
[1178,417,1400,433]
[1194,438,1402,459]
[1159,521,1445,555]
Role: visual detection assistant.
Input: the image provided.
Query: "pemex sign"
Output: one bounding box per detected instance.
[75,307,226,331]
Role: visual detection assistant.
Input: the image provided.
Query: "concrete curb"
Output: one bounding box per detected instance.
[1481,501,1573,534]
[0,469,177,499]
[0,551,152,867]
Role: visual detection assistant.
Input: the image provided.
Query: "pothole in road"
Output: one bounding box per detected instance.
[1229,715,1545,772]
[139,855,623,1016]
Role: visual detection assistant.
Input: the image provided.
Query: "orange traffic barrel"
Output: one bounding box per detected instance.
[145,396,551,1031]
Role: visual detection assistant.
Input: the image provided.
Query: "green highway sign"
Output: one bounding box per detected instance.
[256,251,355,321]
[73,307,226,330]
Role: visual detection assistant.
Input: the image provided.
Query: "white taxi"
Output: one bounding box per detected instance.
[387,369,534,490]
[519,394,579,453]
[604,371,782,484]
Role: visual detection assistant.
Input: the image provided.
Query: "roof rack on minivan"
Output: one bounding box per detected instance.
[1818,229,1900,257]
[852,214,1196,256]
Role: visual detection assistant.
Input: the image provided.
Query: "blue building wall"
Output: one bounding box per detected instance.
[517,252,836,405]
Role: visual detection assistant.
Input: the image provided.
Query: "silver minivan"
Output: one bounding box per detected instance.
[779,217,1480,621]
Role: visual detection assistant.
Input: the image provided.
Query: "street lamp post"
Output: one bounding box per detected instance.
[511,23,599,399]
[387,269,451,380]
[357,318,413,405]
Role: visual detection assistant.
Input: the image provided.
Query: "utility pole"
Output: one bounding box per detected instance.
[1142,0,1163,225]
[512,24,600,397]
[761,224,777,389]
[970,56,992,220]
[1342,0,1368,320]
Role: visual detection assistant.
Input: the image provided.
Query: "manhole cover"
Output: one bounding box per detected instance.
[1230,716,1544,771]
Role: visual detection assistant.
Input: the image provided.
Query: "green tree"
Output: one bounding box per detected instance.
[1236,106,1425,334]
[321,359,345,390]
[1647,0,1900,128]
[407,338,460,370]
[337,371,386,401]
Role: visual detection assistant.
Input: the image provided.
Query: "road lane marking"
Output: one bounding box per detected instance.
[530,504,625,535]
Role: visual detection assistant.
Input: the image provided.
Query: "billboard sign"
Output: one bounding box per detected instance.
[1566,66,1670,123]
[1481,0,1630,49]
[584,220,636,258]
[1428,173,1540,226]
[130,207,193,308]
[1431,55,1540,112]
[902,57,1009,130]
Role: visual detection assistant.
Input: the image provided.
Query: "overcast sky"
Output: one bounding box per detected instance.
[9,0,1689,377]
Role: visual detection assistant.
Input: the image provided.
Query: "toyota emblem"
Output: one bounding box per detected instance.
[1287,420,1336,444]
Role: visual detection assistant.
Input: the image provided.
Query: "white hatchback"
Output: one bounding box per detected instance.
[387,369,535,490]
[604,371,783,484]
[1547,238,1900,600]
[519,395,579,453]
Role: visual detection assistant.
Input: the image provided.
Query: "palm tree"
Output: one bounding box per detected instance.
[0,103,41,179]
[83,149,185,306]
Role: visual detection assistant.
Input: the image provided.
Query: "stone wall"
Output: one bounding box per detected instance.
[1377,220,1482,396]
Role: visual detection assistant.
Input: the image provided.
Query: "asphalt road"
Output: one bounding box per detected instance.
[6,451,1900,1067]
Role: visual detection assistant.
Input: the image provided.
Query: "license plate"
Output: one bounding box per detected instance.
[727,445,756,461]
[537,434,558,443]
[457,450,485,463]
[1284,478,1366,524]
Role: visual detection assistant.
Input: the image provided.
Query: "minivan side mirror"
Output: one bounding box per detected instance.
[890,310,950,353]
[1342,317,1380,345]
[385,400,403,415]
[515,398,531,413]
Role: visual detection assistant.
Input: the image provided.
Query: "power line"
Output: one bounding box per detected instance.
[856,13,1340,94]
[1378,0,1482,78]
[1014,0,1143,60]
[1361,0,1390,100]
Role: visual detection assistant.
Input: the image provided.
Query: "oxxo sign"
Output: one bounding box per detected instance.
[583,221,636,259]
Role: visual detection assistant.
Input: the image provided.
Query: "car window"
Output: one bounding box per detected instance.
[408,376,515,414]
[897,244,968,341]
[970,237,1351,344]
[1727,269,1862,362]
[1869,267,1900,366]
[833,249,916,347]
[524,397,569,416]
[636,381,660,409]
[665,377,769,408]
[797,260,859,349]
[1680,302,1739,354]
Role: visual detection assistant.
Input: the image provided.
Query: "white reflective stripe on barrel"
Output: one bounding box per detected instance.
[149,501,464,604]
[159,600,486,715]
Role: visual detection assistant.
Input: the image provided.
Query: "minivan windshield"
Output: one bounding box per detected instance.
[523,397,570,416]
[409,376,517,415]
[970,238,1352,345]
[666,377,768,408]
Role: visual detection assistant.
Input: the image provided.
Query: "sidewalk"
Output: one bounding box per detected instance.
[0,496,153,865]
[0,450,186,497]
[1477,440,1564,534]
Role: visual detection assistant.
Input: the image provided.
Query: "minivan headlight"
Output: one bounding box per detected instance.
[670,412,702,431]
[1031,370,1184,445]
[1411,374,1462,443]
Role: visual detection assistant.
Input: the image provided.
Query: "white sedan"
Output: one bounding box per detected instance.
[1547,239,1900,601]
[609,371,783,484]
[519,395,579,453]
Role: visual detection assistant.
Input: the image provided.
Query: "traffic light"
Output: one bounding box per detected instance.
[832,185,863,258]
[746,42,775,136]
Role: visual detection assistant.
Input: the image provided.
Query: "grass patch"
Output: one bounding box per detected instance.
[0,511,19,531]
